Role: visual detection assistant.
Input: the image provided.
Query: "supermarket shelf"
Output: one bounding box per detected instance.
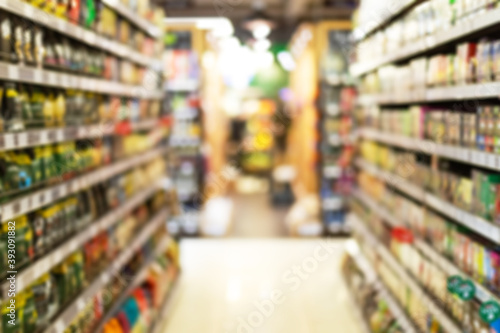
[353,0,419,43]
[344,285,372,333]
[43,208,170,333]
[359,128,500,171]
[351,7,500,76]
[355,158,500,243]
[348,213,462,333]
[94,236,173,332]
[0,119,158,152]
[358,81,500,105]
[0,147,167,221]
[345,239,418,333]
[150,278,181,333]
[0,0,160,68]
[0,62,163,98]
[352,187,498,305]
[0,186,159,298]
[102,0,161,38]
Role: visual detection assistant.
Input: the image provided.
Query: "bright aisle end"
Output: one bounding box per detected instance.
[159,239,362,333]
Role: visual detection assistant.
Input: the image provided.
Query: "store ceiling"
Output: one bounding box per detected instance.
[158,0,356,23]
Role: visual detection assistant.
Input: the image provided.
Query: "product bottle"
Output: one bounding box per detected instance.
[3,83,24,132]
[42,90,55,128]
[0,13,11,63]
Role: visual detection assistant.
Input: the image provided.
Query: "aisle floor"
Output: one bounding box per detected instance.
[160,239,362,333]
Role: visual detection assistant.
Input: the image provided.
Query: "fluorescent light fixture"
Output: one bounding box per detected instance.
[277,51,296,71]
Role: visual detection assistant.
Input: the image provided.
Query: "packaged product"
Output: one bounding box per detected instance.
[68,251,85,294]
[42,90,56,127]
[22,21,35,67]
[12,17,23,64]
[485,106,496,152]
[22,288,38,333]
[3,82,24,132]
[33,26,44,68]
[42,146,56,180]
[456,43,477,85]
[31,273,58,327]
[0,13,12,63]
[477,40,494,83]
[494,106,500,154]
[477,106,488,150]
[39,206,55,250]
[55,90,67,126]
[75,190,93,230]
[63,197,78,236]
[14,150,34,189]
[68,0,81,24]
[6,215,34,269]
[19,85,34,128]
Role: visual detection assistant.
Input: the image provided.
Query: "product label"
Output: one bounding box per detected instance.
[447,275,463,294]
[480,301,500,324]
[456,280,476,301]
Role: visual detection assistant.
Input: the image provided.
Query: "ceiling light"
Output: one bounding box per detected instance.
[254,39,271,52]
[242,9,275,35]
[252,25,271,39]
[277,51,296,71]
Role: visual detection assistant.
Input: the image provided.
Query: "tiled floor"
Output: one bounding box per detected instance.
[160,239,362,333]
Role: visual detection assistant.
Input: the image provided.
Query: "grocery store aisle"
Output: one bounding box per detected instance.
[160,239,362,333]
[230,193,288,237]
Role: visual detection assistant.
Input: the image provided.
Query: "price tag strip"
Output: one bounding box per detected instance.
[0,119,156,152]
[0,59,161,98]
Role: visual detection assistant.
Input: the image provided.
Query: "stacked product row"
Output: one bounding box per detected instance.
[1,156,172,332]
[0,83,163,132]
[19,0,164,55]
[361,39,500,96]
[318,84,356,234]
[355,0,497,65]
[360,140,500,225]
[164,48,203,236]
[342,251,409,333]
[0,1,176,332]
[351,0,500,331]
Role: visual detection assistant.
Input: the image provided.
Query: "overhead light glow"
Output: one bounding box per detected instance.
[252,25,271,39]
[255,51,274,69]
[277,51,296,71]
[254,39,271,52]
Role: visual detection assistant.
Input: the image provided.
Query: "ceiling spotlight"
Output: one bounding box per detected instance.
[242,9,275,37]
[277,51,296,71]
[252,25,271,40]
[254,39,271,52]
